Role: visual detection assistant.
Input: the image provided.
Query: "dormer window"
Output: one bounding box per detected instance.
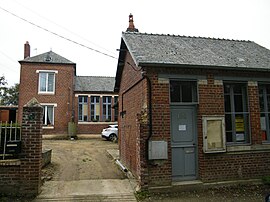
[36,70,58,94]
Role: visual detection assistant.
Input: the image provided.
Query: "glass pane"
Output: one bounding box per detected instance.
[83,104,88,121]
[267,95,270,112]
[226,131,232,142]
[79,96,83,103]
[95,103,100,120]
[78,104,83,121]
[234,95,243,112]
[90,104,94,121]
[261,114,266,130]
[224,84,230,94]
[259,86,264,95]
[39,73,46,91]
[170,81,180,102]
[47,106,53,125]
[235,115,244,133]
[224,95,231,112]
[42,106,46,124]
[233,84,242,94]
[266,85,270,94]
[48,73,54,92]
[108,105,112,121]
[225,114,232,131]
[182,83,192,102]
[259,94,264,112]
[103,104,106,120]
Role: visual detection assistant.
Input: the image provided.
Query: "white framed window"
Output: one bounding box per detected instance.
[203,116,226,153]
[102,96,112,121]
[224,82,250,144]
[41,104,56,127]
[37,70,57,94]
[78,96,88,122]
[90,96,100,121]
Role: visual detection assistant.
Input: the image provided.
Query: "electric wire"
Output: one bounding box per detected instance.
[0,6,118,60]
[12,0,117,56]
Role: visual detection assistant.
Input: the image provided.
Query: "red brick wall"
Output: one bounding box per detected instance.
[18,63,75,135]
[118,61,270,189]
[0,105,43,196]
[147,70,171,187]
[77,123,114,134]
[118,52,148,187]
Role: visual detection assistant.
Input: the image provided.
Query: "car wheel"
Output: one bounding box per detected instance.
[109,134,117,142]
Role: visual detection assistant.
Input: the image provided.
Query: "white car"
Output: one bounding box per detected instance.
[101,125,118,141]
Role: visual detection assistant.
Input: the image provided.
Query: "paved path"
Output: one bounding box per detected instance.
[34,179,136,201]
[34,139,137,201]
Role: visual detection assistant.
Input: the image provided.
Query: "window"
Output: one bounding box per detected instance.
[259,84,270,141]
[42,105,54,126]
[90,96,100,121]
[224,83,250,143]
[38,72,55,94]
[78,96,88,121]
[103,96,112,121]
[170,80,198,103]
[114,96,118,122]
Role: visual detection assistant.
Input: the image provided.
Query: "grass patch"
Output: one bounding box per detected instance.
[135,190,150,201]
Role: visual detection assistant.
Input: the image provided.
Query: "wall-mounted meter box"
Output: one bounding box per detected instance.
[148,140,168,160]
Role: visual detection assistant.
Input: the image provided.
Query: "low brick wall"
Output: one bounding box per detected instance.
[0,103,43,197]
[77,122,117,134]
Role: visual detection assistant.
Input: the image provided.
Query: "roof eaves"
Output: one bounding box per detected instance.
[18,60,76,65]
[139,62,270,72]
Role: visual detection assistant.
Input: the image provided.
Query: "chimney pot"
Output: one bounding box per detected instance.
[24,41,30,59]
[126,13,139,32]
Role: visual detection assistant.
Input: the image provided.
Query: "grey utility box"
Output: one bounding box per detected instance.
[148,140,168,160]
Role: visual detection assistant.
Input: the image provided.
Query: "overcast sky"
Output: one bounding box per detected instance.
[0,0,270,86]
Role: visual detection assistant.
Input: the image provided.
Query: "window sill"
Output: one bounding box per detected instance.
[227,144,270,153]
[78,122,117,125]
[38,92,55,95]
[42,126,54,129]
[0,159,21,166]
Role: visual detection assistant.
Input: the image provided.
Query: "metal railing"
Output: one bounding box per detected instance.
[0,121,21,160]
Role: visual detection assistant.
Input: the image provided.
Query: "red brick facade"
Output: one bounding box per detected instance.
[18,63,75,135]
[118,58,270,189]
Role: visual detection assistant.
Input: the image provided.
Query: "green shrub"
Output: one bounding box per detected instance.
[262,176,270,185]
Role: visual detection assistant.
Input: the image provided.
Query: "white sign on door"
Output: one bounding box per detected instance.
[179,125,186,131]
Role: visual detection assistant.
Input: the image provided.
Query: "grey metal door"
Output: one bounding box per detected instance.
[171,106,197,181]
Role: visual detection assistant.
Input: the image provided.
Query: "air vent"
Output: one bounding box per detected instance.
[44,53,52,62]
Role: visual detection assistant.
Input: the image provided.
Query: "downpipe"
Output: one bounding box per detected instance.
[116,159,128,172]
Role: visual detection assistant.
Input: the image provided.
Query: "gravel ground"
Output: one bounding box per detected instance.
[1,137,270,201]
[137,184,270,202]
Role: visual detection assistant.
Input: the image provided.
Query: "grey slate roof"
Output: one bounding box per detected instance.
[122,32,270,70]
[75,76,115,92]
[19,51,75,64]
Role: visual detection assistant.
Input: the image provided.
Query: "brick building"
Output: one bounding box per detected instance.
[18,42,117,136]
[115,30,270,189]
[74,76,118,134]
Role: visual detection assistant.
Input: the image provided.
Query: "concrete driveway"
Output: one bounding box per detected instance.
[34,136,137,201]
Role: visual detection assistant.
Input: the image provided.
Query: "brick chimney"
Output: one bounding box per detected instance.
[24,41,30,59]
[126,14,139,32]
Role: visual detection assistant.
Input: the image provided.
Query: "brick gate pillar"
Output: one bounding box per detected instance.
[20,98,43,196]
